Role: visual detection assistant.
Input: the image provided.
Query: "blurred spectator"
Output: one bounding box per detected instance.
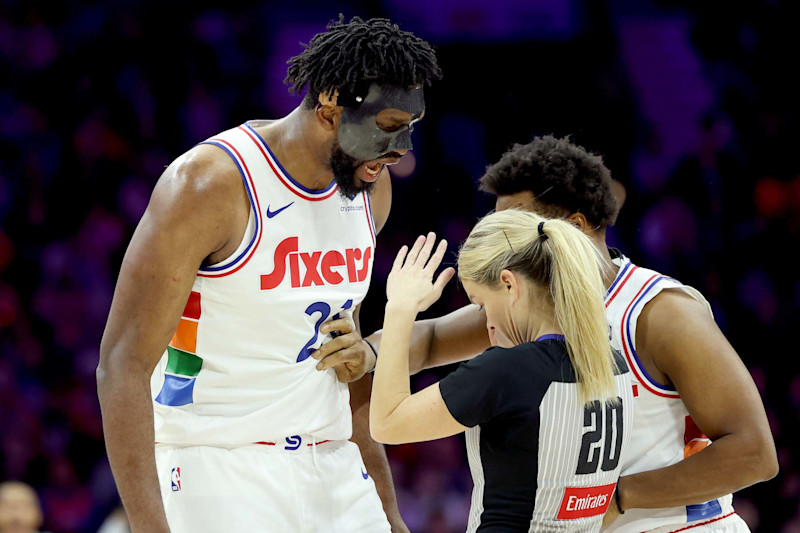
[0,482,44,533]
[96,507,129,533]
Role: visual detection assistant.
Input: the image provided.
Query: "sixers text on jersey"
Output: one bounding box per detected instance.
[260,237,372,290]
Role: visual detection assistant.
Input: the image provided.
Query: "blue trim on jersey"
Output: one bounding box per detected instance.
[197,141,259,272]
[155,375,196,406]
[625,276,677,391]
[243,122,336,195]
[536,334,566,342]
[686,500,722,522]
[364,190,376,231]
[605,260,632,298]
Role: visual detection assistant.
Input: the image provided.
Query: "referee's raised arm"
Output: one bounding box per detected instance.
[365,303,490,375]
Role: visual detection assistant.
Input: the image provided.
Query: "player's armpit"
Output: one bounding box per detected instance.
[618,289,778,511]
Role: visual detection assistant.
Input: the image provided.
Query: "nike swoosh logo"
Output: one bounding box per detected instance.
[361,468,369,479]
[266,202,294,218]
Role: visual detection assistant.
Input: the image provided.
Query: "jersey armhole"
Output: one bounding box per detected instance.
[196,140,262,277]
[622,277,681,397]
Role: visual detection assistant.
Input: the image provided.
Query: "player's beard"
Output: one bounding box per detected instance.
[330,141,375,199]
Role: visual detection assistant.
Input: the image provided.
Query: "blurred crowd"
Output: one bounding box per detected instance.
[1,0,798,531]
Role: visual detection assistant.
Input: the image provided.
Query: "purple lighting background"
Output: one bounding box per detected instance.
[1,0,799,531]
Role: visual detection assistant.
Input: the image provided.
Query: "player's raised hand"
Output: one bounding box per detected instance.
[386,232,455,313]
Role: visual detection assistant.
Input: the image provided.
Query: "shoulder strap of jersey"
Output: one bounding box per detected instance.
[618,270,711,398]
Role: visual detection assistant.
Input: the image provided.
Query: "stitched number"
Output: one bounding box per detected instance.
[601,401,624,471]
[296,299,355,362]
[297,302,331,362]
[576,402,603,474]
[576,398,624,474]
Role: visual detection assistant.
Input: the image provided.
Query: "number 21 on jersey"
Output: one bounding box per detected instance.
[296,299,354,362]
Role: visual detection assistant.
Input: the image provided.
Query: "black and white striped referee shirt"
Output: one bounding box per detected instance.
[440,335,634,532]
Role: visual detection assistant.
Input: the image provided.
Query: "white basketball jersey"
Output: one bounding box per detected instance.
[602,252,736,532]
[150,122,377,447]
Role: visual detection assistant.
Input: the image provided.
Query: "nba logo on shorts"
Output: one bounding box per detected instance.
[171,467,182,492]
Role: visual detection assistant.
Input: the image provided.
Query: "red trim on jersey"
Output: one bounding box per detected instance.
[253,439,330,446]
[605,266,638,308]
[362,190,376,246]
[196,137,264,278]
[620,275,681,399]
[666,512,736,532]
[239,125,338,202]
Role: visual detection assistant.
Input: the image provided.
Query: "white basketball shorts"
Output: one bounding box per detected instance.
[155,438,391,532]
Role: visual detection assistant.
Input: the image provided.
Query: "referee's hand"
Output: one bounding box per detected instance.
[386,232,455,313]
[312,316,374,383]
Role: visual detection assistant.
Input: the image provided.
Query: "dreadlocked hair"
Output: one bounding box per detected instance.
[285,15,441,109]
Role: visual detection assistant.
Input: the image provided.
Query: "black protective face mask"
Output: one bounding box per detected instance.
[337,82,425,161]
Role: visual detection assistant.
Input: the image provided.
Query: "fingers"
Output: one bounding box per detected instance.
[333,364,351,383]
[432,266,456,294]
[317,347,367,382]
[316,347,355,370]
[332,362,365,383]
[392,245,408,272]
[415,232,437,269]
[320,317,354,336]
[404,234,427,266]
[422,238,448,274]
[312,332,358,361]
[418,266,456,312]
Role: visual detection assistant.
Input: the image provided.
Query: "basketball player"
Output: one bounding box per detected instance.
[369,218,634,531]
[97,16,440,532]
[352,137,779,532]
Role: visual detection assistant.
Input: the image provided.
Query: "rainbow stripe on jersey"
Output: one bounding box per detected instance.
[155,292,203,406]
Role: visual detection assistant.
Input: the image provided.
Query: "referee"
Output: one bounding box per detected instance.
[369,211,634,532]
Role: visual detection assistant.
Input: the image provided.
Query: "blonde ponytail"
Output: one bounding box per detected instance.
[458,209,617,404]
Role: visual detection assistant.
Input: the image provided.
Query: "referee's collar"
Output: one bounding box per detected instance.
[535,334,565,342]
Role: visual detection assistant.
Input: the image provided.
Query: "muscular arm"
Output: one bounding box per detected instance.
[617,290,778,511]
[97,146,244,532]
[366,304,490,375]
